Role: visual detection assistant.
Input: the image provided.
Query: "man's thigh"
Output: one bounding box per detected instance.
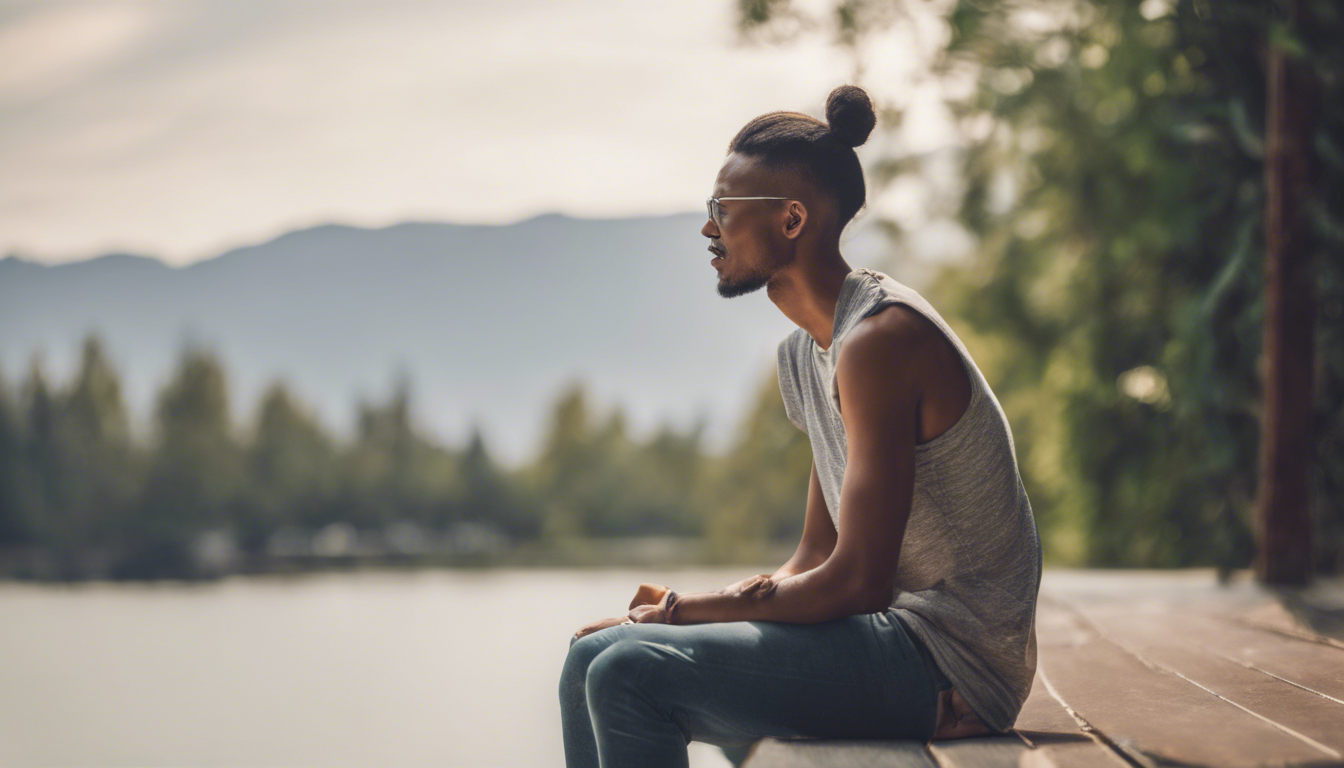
[579,614,937,745]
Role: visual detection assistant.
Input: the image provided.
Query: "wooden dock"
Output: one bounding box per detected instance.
[740,568,1344,768]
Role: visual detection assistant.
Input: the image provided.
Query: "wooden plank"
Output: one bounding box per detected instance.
[738,668,1127,768]
[1015,667,1088,735]
[740,738,936,768]
[742,571,1344,768]
[1070,600,1344,705]
[1071,603,1344,761]
[927,735,1028,768]
[1033,600,1328,767]
[1227,599,1344,652]
[1008,665,1133,768]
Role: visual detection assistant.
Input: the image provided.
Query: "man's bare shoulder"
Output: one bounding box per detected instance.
[840,303,936,368]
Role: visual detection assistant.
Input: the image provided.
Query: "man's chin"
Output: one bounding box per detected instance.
[716,272,770,299]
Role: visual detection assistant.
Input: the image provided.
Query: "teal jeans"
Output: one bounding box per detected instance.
[559,610,952,768]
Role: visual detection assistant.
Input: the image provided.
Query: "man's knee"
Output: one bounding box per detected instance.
[586,638,676,699]
[586,639,693,741]
[561,631,612,697]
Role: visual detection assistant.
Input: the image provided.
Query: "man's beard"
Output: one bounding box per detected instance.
[716,250,793,299]
[717,268,771,298]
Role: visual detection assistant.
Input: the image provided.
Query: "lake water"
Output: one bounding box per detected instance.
[0,567,766,767]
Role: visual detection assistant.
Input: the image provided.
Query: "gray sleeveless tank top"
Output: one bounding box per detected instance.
[775,267,1042,734]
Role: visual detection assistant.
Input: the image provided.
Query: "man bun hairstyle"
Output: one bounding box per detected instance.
[727,84,876,227]
[825,85,877,148]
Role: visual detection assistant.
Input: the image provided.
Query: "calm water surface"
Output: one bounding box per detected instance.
[0,567,764,767]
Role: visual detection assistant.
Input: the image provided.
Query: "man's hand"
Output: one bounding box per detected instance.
[627,602,669,623]
[590,576,776,635]
[629,585,679,624]
[719,573,778,601]
[629,582,670,609]
[574,582,678,641]
[574,615,632,641]
[632,574,783,625]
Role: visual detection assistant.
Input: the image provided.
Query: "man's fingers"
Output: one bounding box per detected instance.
[629,582,669,609]
[741,575,776,598]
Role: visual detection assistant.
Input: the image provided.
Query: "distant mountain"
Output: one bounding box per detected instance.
[0,212,904,468]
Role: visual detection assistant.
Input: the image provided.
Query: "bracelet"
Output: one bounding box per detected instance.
[661,589,680,625]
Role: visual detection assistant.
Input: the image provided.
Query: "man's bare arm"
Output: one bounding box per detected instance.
[772,460,837,581]
[657,312,923,626]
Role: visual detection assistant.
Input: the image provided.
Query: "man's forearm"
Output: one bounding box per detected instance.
[770,551,825,582]
[770,562,810,582]
[669,564,885,625]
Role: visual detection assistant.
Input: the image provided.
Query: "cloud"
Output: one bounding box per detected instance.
[0,3,159,103]
[0,0,952,264]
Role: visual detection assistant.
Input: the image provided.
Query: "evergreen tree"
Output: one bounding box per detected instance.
[60,336,139,553]
[19,358,62,552]
[243,381,337,549]
[0,367,32,547]
[459,423,536,539]
[340,373,456,531]
[525,381,597,540]
[626,418,709,537]
[126,345,243,577]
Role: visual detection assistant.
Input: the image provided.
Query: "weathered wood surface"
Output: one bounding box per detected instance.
[741,568,1344,768]
[741,739,937,768]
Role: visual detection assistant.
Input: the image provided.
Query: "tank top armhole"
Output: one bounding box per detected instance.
[859,296,984,453]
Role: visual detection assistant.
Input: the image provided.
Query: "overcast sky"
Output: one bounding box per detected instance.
[1,0,959,266]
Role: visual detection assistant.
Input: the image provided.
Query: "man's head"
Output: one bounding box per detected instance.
[703,84,876,298]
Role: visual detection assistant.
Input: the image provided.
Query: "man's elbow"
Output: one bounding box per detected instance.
[842,576,894,615]
[810,561,893,618]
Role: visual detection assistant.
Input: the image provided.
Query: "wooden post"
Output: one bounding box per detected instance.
[1254,0,1317,586]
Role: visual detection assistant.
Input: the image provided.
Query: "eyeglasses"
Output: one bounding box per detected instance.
[706,196,794,229]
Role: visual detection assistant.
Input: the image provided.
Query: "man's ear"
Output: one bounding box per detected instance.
[783,201,807,240]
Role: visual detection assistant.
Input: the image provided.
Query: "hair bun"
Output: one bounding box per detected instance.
[824,84,876,148]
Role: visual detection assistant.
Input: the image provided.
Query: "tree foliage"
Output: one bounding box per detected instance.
[736,0,1343,571]
[0,335,810,578]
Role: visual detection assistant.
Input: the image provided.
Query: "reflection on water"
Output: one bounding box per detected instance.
[0,568,760,767]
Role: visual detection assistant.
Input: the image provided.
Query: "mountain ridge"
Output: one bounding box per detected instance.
[0,212,901,469]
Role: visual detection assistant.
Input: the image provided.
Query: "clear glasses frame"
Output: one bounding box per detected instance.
[706,196,794,229]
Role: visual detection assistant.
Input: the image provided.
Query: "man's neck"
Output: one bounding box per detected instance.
[766,247,854,352]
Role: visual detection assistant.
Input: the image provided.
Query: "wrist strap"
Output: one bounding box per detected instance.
[662,589,681,625]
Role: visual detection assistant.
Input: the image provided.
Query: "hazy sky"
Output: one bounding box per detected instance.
[1,0,958,265]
